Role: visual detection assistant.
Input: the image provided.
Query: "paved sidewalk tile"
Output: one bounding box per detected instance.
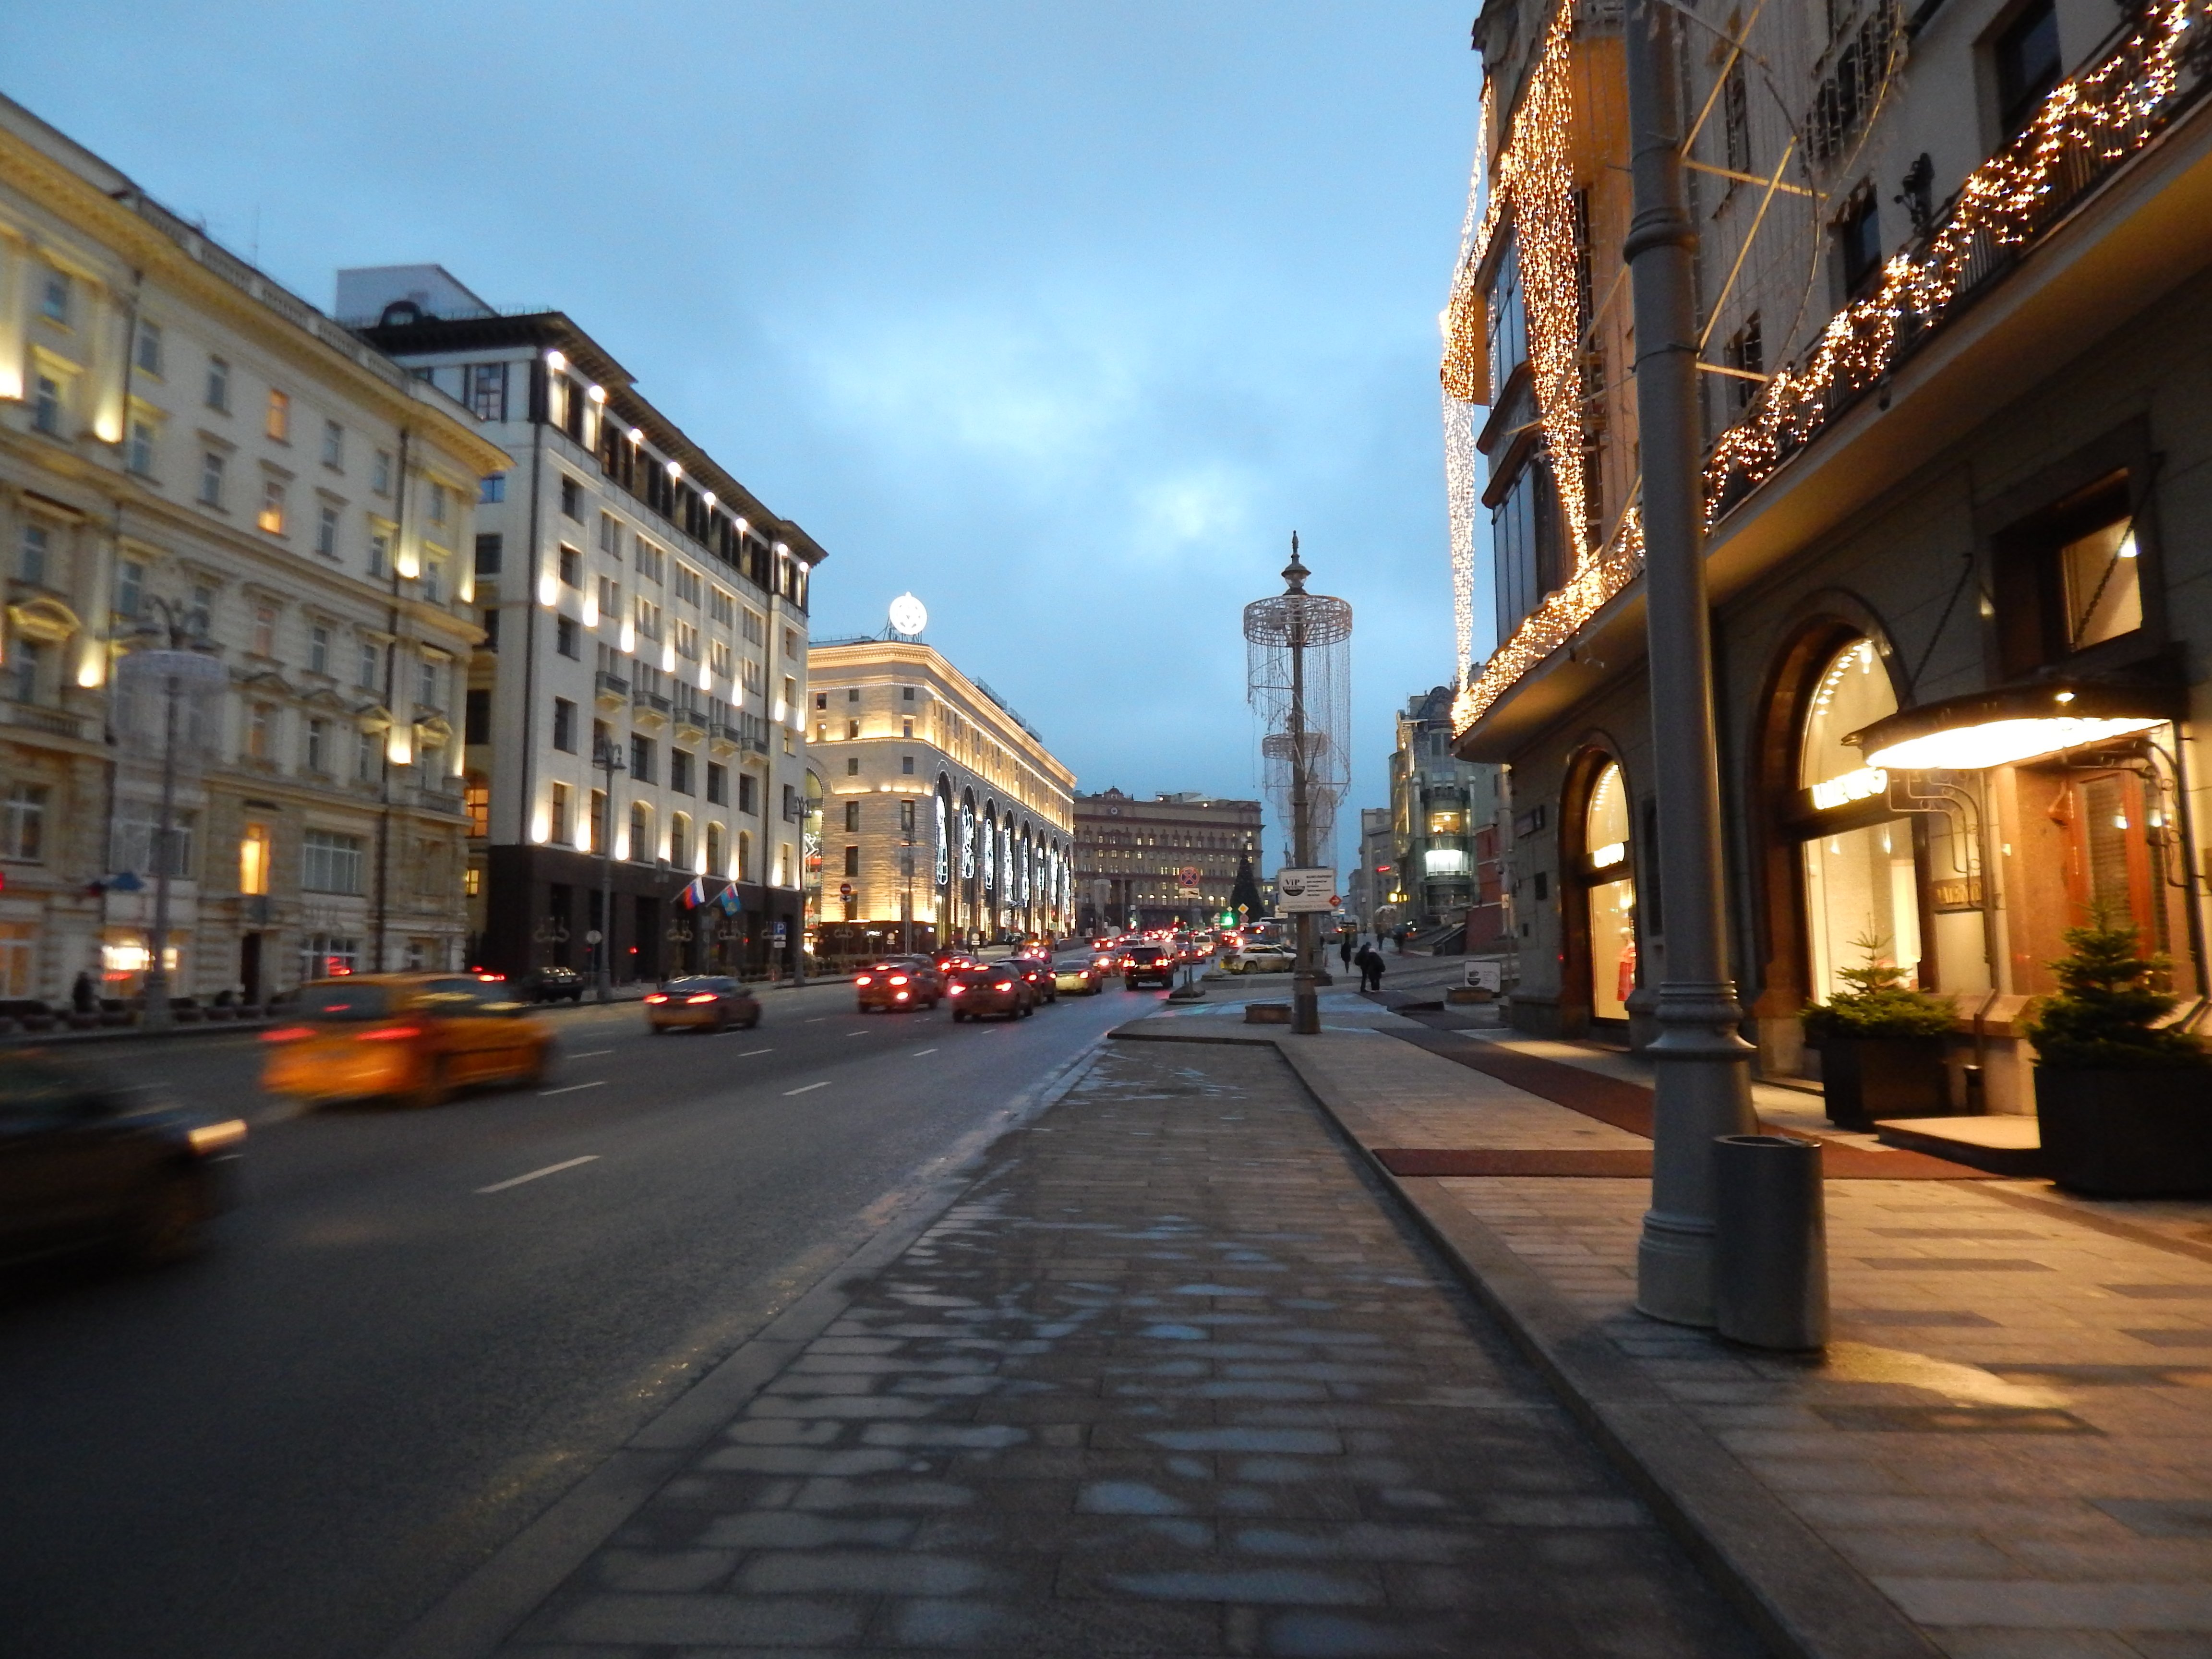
[1310,1021,2212,1659]
[501,1040,1761,1657]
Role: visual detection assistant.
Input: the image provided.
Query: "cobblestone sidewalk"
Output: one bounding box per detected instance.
[499,1038,1762,1657]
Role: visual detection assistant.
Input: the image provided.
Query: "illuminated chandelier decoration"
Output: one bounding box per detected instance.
[1706,0,2208,516]
[1450,0,2209,740]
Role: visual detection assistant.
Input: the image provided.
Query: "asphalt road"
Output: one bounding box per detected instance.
[0,971,1151,1659]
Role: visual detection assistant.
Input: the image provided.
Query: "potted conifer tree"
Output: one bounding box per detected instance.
[1803,935,1956,1130]
[2031,915,2212,1196]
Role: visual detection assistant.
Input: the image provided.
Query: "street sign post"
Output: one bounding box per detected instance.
[1274,867,1335,914]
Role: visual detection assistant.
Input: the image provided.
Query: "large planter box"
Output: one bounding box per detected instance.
[2035,1068,2212,1197]
[1818,1036,1949,1130]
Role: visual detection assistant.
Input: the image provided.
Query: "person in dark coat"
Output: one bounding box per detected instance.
[1337,932,1355,971]
[71,970,97,1015]
[1354,944,1386,993]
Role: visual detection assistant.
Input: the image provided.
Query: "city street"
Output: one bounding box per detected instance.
[0,976,1145,1659]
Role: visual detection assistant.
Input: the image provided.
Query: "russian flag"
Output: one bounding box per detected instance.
[679,875,706,909]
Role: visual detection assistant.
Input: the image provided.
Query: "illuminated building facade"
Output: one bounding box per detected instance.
[805,636,1073,956]
[1452,0,2212,1109]
[0,97,500,1005]
[1072,789,1262,934]
[347,267,823,982]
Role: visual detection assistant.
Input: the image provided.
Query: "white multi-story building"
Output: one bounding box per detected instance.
[805,633,1073,955]
[0,98,503,1008]
[342,267,823,982]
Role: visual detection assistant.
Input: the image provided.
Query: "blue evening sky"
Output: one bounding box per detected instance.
[2,1,1482,871]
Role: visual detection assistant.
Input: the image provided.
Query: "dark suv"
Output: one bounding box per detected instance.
[516,966,586,1004]
[1121,943,1175,989]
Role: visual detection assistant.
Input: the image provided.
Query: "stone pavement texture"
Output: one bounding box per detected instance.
[498,1037,1763,1658]
[1260,1013,2212,1659]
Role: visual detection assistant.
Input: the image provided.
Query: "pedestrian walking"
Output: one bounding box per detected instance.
[1337,933,1354,971]
[1355,943,1386,993]
[71,969,96,1016]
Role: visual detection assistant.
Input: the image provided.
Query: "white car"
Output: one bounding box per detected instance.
[1228,945,1295,974]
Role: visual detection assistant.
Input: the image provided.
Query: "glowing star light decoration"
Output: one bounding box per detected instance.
[888,593,928,637]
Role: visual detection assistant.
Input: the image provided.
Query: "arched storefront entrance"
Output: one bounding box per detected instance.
[1581,759,1636,1024]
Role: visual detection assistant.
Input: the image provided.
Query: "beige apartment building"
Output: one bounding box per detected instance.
[805,634,1073,954]
[1071,789,1262,933]
[1452,0,2212,1108]
[0,96,503,1006]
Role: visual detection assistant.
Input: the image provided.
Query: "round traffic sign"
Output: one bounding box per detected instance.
[585,928,603,944]
[838,881,854,897]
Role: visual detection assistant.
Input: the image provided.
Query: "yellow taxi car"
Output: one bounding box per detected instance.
[262,974,553,1109]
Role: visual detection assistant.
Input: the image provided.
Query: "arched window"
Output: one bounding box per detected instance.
[707,821,725,875]
[629,801,652,863]
[738,830,753,882]
[1582,760,1635,1022]
[669,812,690,869]
[1795,637,1924,998]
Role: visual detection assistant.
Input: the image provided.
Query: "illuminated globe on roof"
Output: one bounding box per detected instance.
[888,593,927,637]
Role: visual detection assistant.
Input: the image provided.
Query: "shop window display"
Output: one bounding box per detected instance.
[1584,760,1635,1021]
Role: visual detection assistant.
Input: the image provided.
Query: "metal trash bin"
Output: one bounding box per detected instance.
[1712,1133,1828,1351]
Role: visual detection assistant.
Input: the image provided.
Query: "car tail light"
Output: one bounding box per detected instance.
[644,992,669,1004]
[357,1025,423,1043]
[188,1119,248,1155]
[948,985,965,996]
[855,974,873,986]
[895,991,909,1000]
[993,980,1013,991]
[260,1025,314,1044]
[888,974,907,985]
[686,992,718,1004]
[475,972,506,982]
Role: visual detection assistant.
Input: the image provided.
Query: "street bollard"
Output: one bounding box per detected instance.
[1712,1133,1828,1352]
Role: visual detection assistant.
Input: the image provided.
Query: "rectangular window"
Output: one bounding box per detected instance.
[902,754,915,775]
[9,640,39,704]
[265,389,290,443]
[469,362,508,422]
[673,565,701,605]
[466,687,491,744]
[315,504,340,557]
[322,419,344,469]
[368,530,389,577]
[598,511,620,556]
[306,717,330,774]
[428,482,449,526]
[479,473,506,504]
[40,270,69,324]
[19,524,50,586]
[707,762,728,805]
[1994,471,2148,673]
[560,475,582,519]
[127,419,156,476]
[844,799,861,832]
[258,479,286,535]
[555,615,579,659]
[675,619,699,660]
[1996,0,2062,138]
[239,822,271,895]
[559,545,581,587]
[902,718,914,738]
[356,727,379,781]
[552,697,577,752]
[742,609,764,646]
[422,556,446,604]
[247,702,275,760]
[309,625,331,675]
[739,773,757,815]
[32,374,62,435]
[550,781,572,844]
[475,532,503,575]
[358,639,381,689]
[3,783,48,861]
[112,805,195,878]
[252,604,277,658]
[843,844,860,877]
[302,829,366,895]
[482,608,500,650]
[670,749,693,794]
[710,588,734,625]
[630,734,654,783]
[115,558,144,619]
[205,357,230,412]
[134,320,164,376]
[372,449,392,493]
[418,656,445,712]
[1722,59,1752,175]
[199,451,226,507]
[1835,188,1882,300]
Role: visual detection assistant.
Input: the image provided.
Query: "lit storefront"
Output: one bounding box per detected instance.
[1577,758,1635,1024]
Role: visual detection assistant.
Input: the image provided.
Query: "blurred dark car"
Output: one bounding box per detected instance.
[1121,942,1175,989]
[855,957,943,1012]
[1011,956,1058,1004]
[0,1052,244,1267]
[644,975,761,1034]
[515,965,586,1004]
[932,948,984,974]
[946,967,1034,1022]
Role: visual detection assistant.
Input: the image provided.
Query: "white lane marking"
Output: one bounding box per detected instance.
[783,1081,830,1096]
[845,1030,872,1037]
[804,1017,826,1023]
[477,1155,599,1194]
[911,1048,938,1058]
[570,1048,615,1058]
[740,1047,772,1056]
[539,1081,605,1096]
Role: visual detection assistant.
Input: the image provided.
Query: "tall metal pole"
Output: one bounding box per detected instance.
[594,738,622,1003]
[140,661,181,1031]
[1623,0,1757,1325]
[1285,536,1321,1036]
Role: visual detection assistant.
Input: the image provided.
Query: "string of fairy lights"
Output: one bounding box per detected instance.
[1449,0,2208,737]
[1441,104,1490,682]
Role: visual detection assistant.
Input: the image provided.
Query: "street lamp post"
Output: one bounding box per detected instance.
[121,598,221,1033]
[1623,0,1759,1324]
[593,734,625,1004]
